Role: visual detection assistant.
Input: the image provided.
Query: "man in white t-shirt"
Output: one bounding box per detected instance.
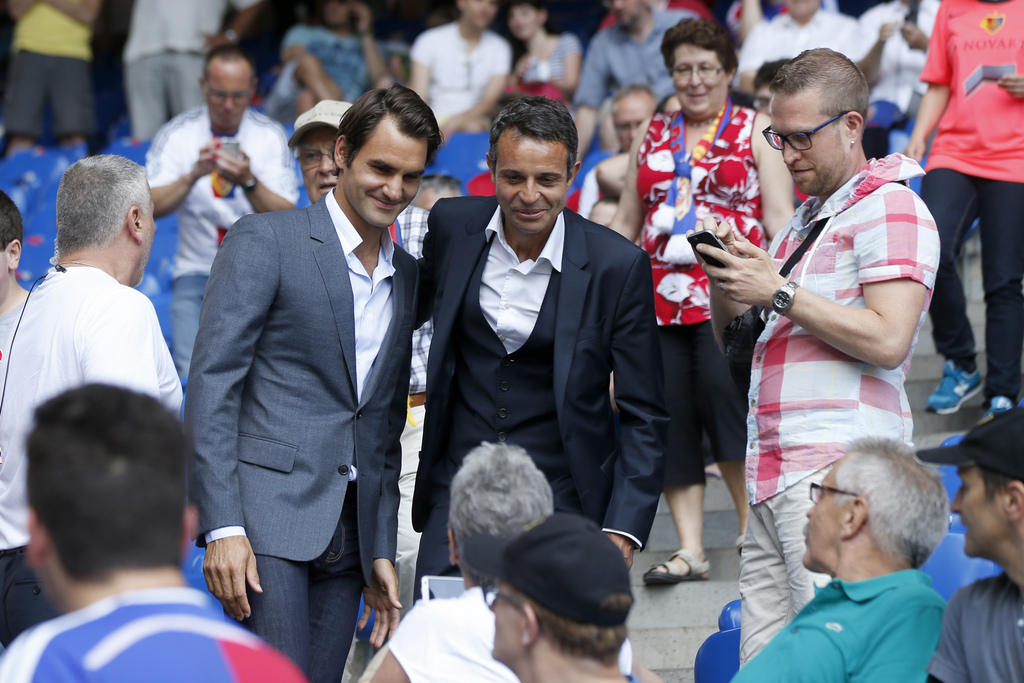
[148,44,298,379]
[0,191,28,364]
[0,155,181,648]
[409,0,511,137]
[371,442,554,683]
[737,0,868,93]
[123,0,267,140]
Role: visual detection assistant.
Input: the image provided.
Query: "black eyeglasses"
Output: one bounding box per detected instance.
[763,111,850,151]
[809,482,860,504]
[484,587,524,610]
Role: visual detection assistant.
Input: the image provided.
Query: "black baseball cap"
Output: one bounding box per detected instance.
[461,513,632,627]
[917,406,1024,481]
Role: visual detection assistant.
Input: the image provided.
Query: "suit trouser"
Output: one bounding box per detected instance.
[738,467,831,666]
[0,548,58,647]
[244,484,364,683]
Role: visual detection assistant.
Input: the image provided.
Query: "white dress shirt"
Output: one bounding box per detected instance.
[206,192,396,544]
[481,207,564,353]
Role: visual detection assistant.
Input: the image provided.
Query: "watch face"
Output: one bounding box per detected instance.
[773,289,792,311]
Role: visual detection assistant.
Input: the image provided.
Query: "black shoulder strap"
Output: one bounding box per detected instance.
[779,217,829,278]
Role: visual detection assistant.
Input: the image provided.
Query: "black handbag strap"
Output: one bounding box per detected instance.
[779,217,829,278]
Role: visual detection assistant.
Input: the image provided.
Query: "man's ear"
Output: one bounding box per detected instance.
[125,206,145,245]
[487,153,497,182]
[840,497,868,541]
[448,527,459,567]
[334,135,349,171]
[26,508,51,571]
[522,603,543,647]
[4,238,21,271]
[1002,481,1024,523]
[567,159,581,188]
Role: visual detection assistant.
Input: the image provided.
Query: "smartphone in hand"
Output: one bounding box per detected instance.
[686,230,728,268]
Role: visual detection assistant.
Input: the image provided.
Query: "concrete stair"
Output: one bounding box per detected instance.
[628,241,1024,681]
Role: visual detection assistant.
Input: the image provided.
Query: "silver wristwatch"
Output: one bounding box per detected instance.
[772,281,799,315]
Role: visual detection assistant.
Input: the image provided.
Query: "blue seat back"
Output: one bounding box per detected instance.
[718,599,742,631]
[921,532,1001,601]
[694,627,740,683]
[425,131,491,189]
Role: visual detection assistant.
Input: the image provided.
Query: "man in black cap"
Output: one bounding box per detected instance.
[916,409,1024,683]
[462,513,638,683]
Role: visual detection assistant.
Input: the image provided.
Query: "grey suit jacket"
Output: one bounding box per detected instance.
[186,196,415,583]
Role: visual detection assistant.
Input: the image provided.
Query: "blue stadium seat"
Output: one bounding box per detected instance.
[718,599,742,631]
[573,148,614,192]
[425,131,490,188]
[101,137,153,166]
[694,627,740,683]
[17,203,58,284]
[0,144,85,220]
[920,532,1001,601]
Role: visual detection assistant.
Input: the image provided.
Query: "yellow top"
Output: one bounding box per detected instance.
[13,1,93,61]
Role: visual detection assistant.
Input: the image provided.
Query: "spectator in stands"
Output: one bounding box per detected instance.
[288,96,435,622]
[505,0,582,104]
[733,438,948,682]
[463,513,639,683]
[904,0,1024,422]
[371,442,554,683]
[0,156,182,648]
[3,0,101,155]
[736,0,868,94]
[577,83,657,220]
[573,0,698,161]
[289,99,353,203]
[148,44,298,380]
[187,85,440,683]
[917,409,1024,682]
[751,59,787,114]
[588,196,620,227]
[264,0,391,125]
[699,48,939,664]
[857,0,936,160]
[609,19,791,586]
[123,0,267,141]
[0,385,307,682]
[0,190,28,359]
[409,0,511,138]
[413,174,462,211]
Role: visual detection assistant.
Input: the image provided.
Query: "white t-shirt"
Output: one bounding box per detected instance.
[389,586,635,682]
[123,0,263,64]
[0,268,181,550]
[410,23,512,121]
[858,0,938,112]
[147,106,298,279]
[738,10,870,77]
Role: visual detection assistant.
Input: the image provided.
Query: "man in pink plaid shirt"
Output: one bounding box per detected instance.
[695,48,940,665]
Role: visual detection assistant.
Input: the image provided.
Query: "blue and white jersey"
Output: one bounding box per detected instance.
[0,587,308,682]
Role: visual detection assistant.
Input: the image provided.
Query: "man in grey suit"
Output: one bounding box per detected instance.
[186,84,441,683]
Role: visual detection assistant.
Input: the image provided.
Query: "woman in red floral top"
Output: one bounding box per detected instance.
[612,18,791,584]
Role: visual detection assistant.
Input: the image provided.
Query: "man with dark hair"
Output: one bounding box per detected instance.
[917,410,1024,683]
[462,513,638,683]
[0,189,28,361]
[0,156,181,647]
[414,95,668,587]
[148,43,298,380]
[699,47,939,663]
[0,385,307,682]
[187,84,441,682]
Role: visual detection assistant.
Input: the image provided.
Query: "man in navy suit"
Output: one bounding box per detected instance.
[187,85,440,683]
[414,96,669,586]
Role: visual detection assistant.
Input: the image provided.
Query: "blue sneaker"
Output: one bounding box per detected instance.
[926,360,982,414]
[978,395,1015,424]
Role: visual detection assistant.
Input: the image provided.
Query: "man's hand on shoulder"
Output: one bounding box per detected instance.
[203,536,262,621]
[362,558,403,648]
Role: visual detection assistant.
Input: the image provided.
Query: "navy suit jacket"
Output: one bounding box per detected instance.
[415,196,668,546]
[187,197,415,584]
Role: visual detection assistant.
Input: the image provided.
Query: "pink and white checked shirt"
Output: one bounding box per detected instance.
[746,154,939,504]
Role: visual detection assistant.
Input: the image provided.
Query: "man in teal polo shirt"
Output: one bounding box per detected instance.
[733,438,949,683]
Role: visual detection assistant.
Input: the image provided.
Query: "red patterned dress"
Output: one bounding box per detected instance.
[636,106,765,326]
